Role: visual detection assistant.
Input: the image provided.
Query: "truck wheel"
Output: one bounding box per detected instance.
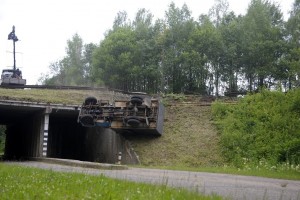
[79,114,95,127]
[127,116,141,127]
[84,97,97,105]
[130,96,143,105]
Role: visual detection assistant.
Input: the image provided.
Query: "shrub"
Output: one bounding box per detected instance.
[212,89,300,167]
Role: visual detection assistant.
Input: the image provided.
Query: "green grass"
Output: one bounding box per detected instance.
[0,163,221,200]
[0,88,129,104]
[133,165,300,180]
[127,104,224,167]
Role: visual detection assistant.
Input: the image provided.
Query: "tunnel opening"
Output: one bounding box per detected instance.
[47,111,137,164]
[47,111,87,161]
[0,105,45,160]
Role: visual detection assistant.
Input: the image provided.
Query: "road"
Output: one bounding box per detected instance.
[5,161,300,200]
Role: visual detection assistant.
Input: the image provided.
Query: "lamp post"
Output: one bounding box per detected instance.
[8,25,19,72]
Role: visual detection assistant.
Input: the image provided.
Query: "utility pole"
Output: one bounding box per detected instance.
[8,25,19,72]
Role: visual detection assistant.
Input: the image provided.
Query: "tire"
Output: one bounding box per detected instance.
[84,96,97,105]
[79,114,95,127]
[130,96,143,105]
[126,116,141,127]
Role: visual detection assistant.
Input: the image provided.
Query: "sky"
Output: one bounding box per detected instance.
[0,0,294,85]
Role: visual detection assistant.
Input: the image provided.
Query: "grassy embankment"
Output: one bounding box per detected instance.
[0,163,220,200]
[0,88,129,104]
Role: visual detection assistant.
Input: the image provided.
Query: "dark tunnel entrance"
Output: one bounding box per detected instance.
[47,111,87,160]
[0,104,45,159]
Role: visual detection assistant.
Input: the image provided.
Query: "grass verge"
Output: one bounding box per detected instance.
[131,165,300,180]
[0,88,129,104]
[0,163,221,200]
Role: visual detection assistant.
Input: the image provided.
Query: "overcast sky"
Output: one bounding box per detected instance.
[0,0,294,84]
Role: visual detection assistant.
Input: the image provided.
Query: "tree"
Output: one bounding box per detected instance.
[219,13,244,93]
[206,0,229,96]
[283,0,300,89]
[162,2,197,93]
[40,34,96,86]
[92,26,136,90]
[83,43,97,85]
[242,0,285,91]
[130,9,162,92]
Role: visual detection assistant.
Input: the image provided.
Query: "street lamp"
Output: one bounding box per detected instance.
[8,25,19,72]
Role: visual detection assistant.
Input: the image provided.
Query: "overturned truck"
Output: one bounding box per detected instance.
[78,95,164,135]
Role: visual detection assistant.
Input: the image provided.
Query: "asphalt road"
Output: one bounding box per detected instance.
[5,161,300,200]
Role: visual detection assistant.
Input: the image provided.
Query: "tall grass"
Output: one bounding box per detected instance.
[0,163,220,200]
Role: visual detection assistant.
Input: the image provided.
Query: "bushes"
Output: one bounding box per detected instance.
[212,89,300,167]
[0,126,6,154]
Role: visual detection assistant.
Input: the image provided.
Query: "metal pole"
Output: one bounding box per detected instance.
[13,39,16,71]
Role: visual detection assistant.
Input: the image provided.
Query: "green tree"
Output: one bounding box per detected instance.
[219,13,244,93]
[130,9,162,93]
[283,0,300,89]
[162,2,196,93]
[242,0,285,91]
[92,26,136,90]
[207,0,229,96]
[40,34,96,86]
[83,43,97,85]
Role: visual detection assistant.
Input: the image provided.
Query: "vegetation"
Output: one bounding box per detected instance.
[0,163,220,200]
[127,98,224,167]
[40,0,300,95]
[0,126,5,155]
[0,88,129,105]
[212,89,300,169]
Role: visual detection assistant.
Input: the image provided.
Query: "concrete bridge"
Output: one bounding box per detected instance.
[0,99,140,164]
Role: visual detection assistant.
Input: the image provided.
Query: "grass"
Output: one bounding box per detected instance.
[127,103,224,167]
[132,164,300,180]
[0,88,129,104]
[0,163,221,200]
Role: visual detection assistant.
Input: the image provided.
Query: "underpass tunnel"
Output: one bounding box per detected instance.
[47,110,87,161]
[1,106,44,159]
[47,110,139,164]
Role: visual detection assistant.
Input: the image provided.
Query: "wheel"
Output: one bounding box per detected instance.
[84,96,97,105]
[79,114,95,127]
[126,116,141,127]
[130,96,143,105]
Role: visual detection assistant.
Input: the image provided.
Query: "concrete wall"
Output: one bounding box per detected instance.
[83,127,140,164]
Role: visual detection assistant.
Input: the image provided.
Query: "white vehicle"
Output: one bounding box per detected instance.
[0,68,26,86]
[1,26,26,86]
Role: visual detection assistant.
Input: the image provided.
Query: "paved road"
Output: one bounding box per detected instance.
[5,161,300,200]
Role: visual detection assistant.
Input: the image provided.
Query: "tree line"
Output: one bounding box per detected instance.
[40,0,300,96]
